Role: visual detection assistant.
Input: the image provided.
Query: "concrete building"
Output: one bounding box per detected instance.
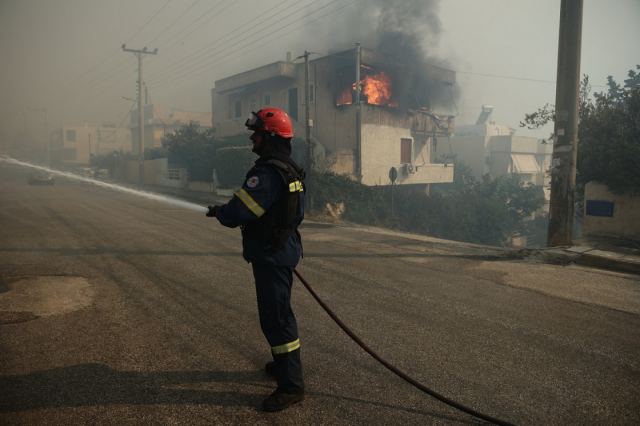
[438,106,552,198]
[53,124,131,166]
[130,104,212,153]
[211,47,456,187]
[583,182,640,240]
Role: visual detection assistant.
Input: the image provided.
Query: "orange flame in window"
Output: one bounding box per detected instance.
[337,70,397,107]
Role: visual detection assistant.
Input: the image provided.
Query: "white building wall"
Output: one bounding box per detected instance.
[361,124,412,185]
[361,124,453,186]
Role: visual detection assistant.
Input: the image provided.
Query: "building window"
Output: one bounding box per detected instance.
[66,129,76,142]
[264,94,271,105]
[401,138,412,164]
[234,99,242,118]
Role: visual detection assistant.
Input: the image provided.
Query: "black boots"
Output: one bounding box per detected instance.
[262,350,304,412]
[263,360,305,411]
[265,361,277,378]
[262,389,305,412]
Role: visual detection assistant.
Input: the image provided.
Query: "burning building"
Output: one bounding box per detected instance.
[211,46,456,186]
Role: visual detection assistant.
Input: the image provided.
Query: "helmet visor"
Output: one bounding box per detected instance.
[245,111,262,131]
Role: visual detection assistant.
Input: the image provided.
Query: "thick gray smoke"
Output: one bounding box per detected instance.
[305,0,442,54]
[300,0,457,112]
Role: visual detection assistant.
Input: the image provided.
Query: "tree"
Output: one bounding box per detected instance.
[521,65,640,194]
[162,122,217,181]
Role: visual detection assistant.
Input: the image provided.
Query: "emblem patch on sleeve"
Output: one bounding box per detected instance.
[246,176,260,188]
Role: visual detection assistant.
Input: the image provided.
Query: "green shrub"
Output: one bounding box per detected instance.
[214,146,254,187]
[306,166,544,246]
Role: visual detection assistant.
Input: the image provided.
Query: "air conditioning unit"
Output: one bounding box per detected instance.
[402,163,416,174]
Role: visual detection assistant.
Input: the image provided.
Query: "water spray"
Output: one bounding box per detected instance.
[0,156,208,214]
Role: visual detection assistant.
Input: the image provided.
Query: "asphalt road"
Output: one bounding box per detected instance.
[1,164,639,425]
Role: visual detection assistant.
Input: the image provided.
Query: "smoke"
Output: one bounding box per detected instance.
[303,0,441,53]
[301,0,457,111]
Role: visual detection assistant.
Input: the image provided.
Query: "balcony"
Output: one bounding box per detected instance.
[396,162,454,185]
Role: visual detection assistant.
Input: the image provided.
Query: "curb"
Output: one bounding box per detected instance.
[578,252,640,275]
[540,248,640,275]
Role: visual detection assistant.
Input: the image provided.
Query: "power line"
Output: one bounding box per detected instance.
[149,0,349,88]
[456,69,606,87]
[61,0,257,121]
[80,0,194,89]
[126,0,173,45]
[146,0,313,84]
[59,0,172,114]
[161,0,231,51]
[66,0,172,86]
[152,0,361,89]
[67,0,335,113]
[142,0,237,70]
[145,0,204,46]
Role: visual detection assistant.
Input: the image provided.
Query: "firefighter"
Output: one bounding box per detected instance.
[206,107,306,412]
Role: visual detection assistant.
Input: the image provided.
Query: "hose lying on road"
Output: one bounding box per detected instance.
[293,269,516,426]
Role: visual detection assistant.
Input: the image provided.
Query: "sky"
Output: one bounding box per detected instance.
[0,0,638,143]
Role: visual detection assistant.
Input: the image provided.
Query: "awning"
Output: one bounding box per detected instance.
[510,154,540,174]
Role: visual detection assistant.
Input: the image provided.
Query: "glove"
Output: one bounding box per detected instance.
[206,205,218,217]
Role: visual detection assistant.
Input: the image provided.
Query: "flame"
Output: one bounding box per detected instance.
[363,71,394,106]
[336,70,397,107]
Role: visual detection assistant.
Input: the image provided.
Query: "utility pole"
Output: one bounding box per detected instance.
[27,107,48,167]
[297,50,319,172]
[355,43,362,183]
[547,0,583,247]
[122,44,158,185]
[303,50,312,172]
[296,50,317,208]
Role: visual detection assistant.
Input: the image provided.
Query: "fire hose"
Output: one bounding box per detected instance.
[293,269,516,426]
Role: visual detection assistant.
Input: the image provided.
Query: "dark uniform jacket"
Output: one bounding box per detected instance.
[215,157,304,266]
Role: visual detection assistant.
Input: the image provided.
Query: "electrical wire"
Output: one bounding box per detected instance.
[161,0,232,51]
[66,0,172,88]
[145,0,204,47]
[126,0,173,45]
[63,0,214,113]
[149,0,355,89]
[456,70,606,88]
[145,0,296,82]
[147,0,320,85]
[293,269,517,426]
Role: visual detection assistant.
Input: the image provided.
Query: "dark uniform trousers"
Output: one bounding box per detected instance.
[252,262,304,393]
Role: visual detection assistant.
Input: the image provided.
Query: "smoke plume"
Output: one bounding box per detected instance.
[300,0,457,111]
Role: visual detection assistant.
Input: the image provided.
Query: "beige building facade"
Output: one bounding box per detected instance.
[211,47,456,187]
[53,124,131,166]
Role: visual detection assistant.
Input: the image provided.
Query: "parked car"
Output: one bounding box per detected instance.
[28,171,55,185]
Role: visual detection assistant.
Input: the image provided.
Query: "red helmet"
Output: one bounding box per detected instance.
[245,107,294,139]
